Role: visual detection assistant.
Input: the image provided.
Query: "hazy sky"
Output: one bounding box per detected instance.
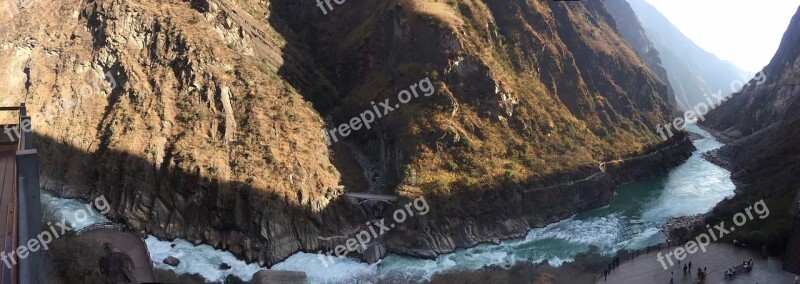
[645,0,799,72]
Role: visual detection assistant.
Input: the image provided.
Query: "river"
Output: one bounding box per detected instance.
[41,124,735,283]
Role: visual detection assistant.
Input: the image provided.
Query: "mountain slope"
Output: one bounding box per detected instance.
[627,0,747,110]
[0,0,354,266]
[698,5,800,254]
[0,0,691,266]
[272,0,694,257]
[604,0,675,108]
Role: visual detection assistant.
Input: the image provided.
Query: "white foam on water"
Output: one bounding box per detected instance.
[271,252,378,283]
[642,124,735,221]
[367,123,737,281]
[41,190,110,230]
[623,227,663,249]
[42,190,265,283]
[532,215,624,248]
[145,236,262,282]
[38,123,738,283]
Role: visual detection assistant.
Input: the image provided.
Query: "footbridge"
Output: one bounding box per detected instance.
[344,192,398,204]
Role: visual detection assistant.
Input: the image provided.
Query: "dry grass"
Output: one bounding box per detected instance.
[403,0,465,27]
[382,0,671,196]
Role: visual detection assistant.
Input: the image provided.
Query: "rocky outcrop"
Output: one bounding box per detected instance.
[662,214,706,243]
[695,5,800,254]
[604,0,675,107]
[702,5,800,171]
[163,256,181,267]
[1,0,355,266]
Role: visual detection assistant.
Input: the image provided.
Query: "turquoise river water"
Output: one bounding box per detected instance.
[43,124,735,283]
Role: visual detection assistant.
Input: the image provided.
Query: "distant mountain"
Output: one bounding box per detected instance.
[627,0,748,110]
[604,0,676,108]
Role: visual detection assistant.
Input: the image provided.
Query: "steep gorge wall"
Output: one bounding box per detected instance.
[691,6,800,254]
[0,0,692,267]
[0,0,362,266]
[383,135,694,258]
[271,0,689,259]
[603,0,675,107]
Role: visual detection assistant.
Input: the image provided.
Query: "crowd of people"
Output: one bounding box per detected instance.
[598,247,798,283]
[672,260,712,283]
[724,259,754,280]
[690,266,709,283]
[602,256,621,281]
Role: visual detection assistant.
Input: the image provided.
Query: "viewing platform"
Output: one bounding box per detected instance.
[598,243,798,283]
[0,103,44,284]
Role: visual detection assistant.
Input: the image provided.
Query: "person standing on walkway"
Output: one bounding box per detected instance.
[688,261,692,272]
[604,268,608,281]
[670,271,674,283]
[683,263,687,275]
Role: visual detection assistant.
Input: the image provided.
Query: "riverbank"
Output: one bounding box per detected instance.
[38,125,732,283]
[36,131,698,284]
[359,123,796,284]
[665,122,799,257]
[346,124,733,282]
[379,134,696,262]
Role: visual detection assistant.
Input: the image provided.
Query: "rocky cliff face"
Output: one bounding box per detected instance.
[603,0,675,107]
[703,6,800,138]
[1,0,691,267]
[695,6,800,253]
[1,0,358,266]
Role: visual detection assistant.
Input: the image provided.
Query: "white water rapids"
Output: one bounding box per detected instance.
[42,124,734,283]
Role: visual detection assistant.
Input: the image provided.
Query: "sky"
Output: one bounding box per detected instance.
[645,0,799,72]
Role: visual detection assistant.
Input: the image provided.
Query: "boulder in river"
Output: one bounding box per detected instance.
[219,262,232,270]
[163,256,181,267]
[662,214,707,243]
[363,244,386,264]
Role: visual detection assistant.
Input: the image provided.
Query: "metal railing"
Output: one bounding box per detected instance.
[593,240,681,282]
[75,221,149,239]
[74,222,127,236]
[75,221,151,255]
[0,103,44,283]
[0,104,31,151]
[75,221,156,282]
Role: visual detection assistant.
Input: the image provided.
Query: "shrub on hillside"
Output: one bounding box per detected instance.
[44,236,104,283]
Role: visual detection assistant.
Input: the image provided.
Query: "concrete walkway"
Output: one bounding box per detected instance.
[599,243,799,283]
[78,228,156,283]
